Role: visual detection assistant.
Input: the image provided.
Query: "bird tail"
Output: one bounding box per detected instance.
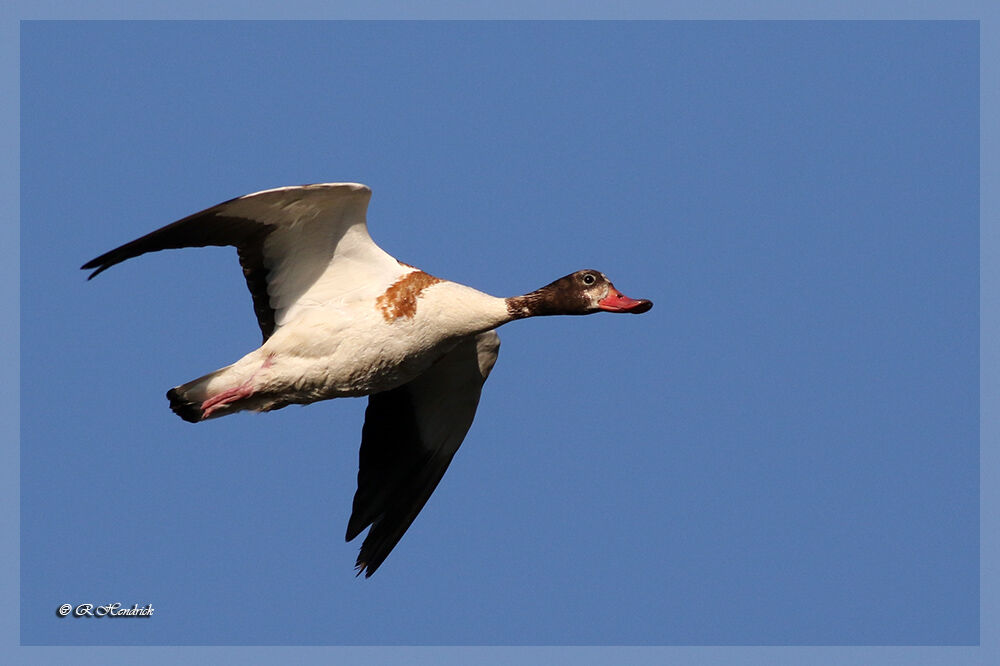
[166,365,233,423]
[167,386,203,423]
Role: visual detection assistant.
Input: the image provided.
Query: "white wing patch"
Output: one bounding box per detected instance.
[219,183,408,329]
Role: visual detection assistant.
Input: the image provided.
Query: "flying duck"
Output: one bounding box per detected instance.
[82,183,653,576]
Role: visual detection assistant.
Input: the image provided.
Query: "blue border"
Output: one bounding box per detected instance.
[7,2,995,665]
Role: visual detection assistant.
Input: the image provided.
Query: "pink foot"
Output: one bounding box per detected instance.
[201,383,254,419]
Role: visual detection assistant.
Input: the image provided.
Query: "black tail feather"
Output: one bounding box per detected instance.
[167,387,203,423]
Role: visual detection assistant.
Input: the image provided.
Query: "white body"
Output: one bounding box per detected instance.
[188,276,510,414]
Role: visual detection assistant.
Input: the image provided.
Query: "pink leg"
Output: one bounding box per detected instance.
[201,383,254,418]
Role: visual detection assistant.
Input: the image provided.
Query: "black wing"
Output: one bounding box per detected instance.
[81,183,373,343]
[82,210,275,339]
[347,331,501,577]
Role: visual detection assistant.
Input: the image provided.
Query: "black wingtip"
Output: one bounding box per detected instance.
[355,559,376,578]
[347,523,377,577]
[81,253,116,280]
[345,517,366,543]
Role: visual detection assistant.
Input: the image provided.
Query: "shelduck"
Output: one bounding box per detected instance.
[82,183,653,576]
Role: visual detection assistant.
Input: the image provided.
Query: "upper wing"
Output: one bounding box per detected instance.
[346,331,501,577]
[81,183,403,342]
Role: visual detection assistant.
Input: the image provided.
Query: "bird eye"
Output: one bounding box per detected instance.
[582,273,596,286]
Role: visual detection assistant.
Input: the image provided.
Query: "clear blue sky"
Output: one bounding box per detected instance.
[19,19,979,649]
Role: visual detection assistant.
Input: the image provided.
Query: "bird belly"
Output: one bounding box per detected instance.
[250,306,462,406]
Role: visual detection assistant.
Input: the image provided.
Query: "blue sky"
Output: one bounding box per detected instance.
[16,15,983,657]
